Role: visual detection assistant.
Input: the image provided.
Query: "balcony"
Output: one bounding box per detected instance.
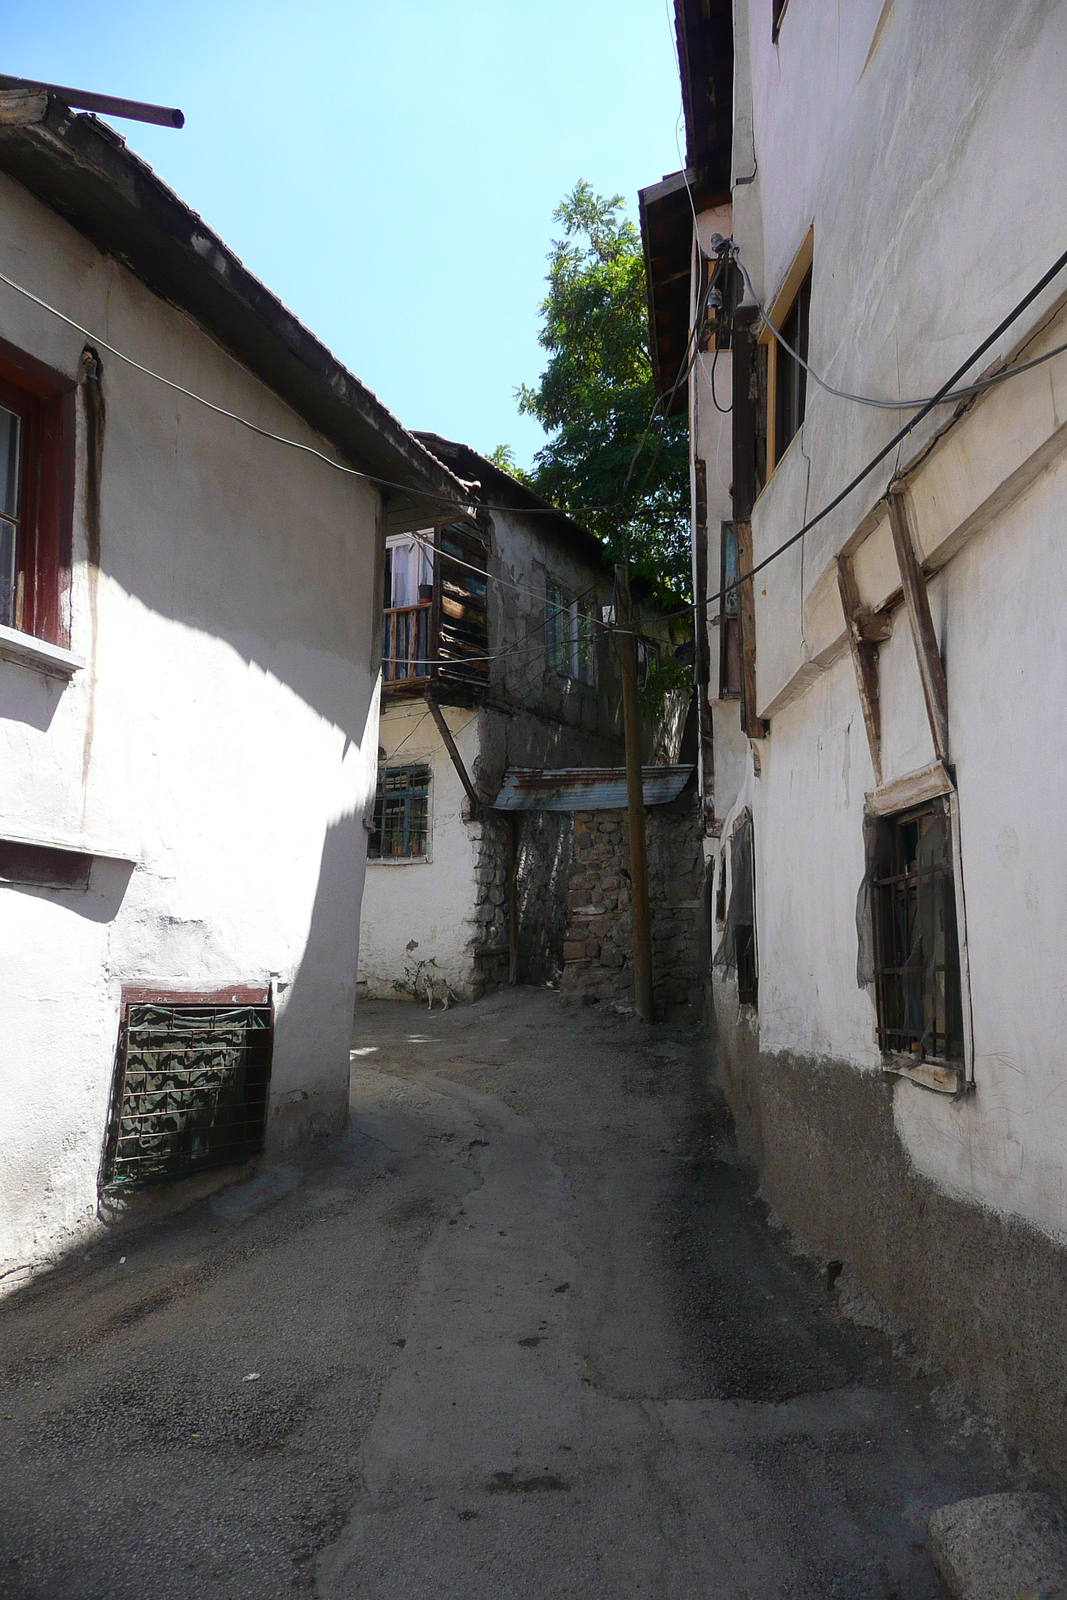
[383,600,432,685]
[381,521,490,700]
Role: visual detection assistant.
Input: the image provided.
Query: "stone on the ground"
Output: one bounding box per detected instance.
[928,1492,1067,1600]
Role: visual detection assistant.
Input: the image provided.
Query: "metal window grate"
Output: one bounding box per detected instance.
[101,1000,273,1190]
[871,802,963,1062]
[369,763,430,859]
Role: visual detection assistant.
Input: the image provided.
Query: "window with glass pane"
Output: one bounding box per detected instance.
[545,581,567,675]
[0,403,21,630]
[368,764,431,860]
[573,597,595,684]
[545,580,595,685]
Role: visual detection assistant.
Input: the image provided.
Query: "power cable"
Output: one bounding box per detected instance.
[7,237,1065,634]
[668,242,1067,630]
[730,249,1067,412]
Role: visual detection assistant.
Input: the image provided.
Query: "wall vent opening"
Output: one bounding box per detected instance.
[101,990,273,1191]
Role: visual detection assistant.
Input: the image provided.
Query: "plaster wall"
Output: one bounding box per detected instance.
[357,702,484,1000]
[486,505,621,754]
[743,0,1067,666]
[726,446,1067,1243]
[0,174,382,1284]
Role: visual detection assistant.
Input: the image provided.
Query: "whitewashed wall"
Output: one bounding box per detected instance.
[357,703,482,999]
[0,172,382,1286]
[721,0,1067,1243]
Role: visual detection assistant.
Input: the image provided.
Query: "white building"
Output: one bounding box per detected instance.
[357,436,682,1002]
[643,0,1067,1486]
[0,91,468,1287]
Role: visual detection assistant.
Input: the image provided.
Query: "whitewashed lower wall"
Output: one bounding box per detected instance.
[724,443,1067,1245]
[0,174,382,1287]
[357,703,483,1000]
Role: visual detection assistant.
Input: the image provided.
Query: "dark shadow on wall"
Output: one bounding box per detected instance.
[0,856,135,925]
[0,658,67,733]
[515,811,573,984]
[267,809,366,1152]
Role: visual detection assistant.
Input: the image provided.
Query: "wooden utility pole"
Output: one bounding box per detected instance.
[616,562,653,1022]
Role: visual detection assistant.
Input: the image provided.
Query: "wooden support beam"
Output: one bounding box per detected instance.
[616,562,654,1023]
[837,552,884,787]
[887,488,950,763]
[423,689,481,815]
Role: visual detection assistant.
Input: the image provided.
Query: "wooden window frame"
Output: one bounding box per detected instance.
[718,520,742,699]
[368,762,432,862]
[870,798,965,1067]
[757,228,813,487]
[0,336,76,648]
[545,579,595,687]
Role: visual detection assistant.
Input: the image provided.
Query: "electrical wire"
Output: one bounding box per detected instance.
[0,266,604,521]
[731,250,1067,412]
[7,234,1066,638]
[383,708,477,763]
[672,241,1067,629]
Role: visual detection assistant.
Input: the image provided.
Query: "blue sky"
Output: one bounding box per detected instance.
[8,3,684,470]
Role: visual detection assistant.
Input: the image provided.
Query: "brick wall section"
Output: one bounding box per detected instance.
[561,802,704,1014]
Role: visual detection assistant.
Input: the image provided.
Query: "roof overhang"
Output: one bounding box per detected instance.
[413,433,611,571]
[493,765,695,812]
[0,97,470,530]
[639,170,703,414]
[640,0,734,408]
[675,0,734,193]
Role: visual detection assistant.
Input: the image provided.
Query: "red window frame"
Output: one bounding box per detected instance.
[0,336,75,648]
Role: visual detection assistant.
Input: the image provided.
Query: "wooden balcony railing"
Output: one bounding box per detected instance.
[383,601,432,684]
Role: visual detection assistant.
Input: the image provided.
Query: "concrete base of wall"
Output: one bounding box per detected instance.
[711,973,1067,1495]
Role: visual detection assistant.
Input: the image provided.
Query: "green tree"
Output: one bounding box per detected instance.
[516,181,690,602]
[486,443,531,484]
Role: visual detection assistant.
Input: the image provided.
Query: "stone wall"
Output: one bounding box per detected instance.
[468,809,511,999]
[515,810,573,985]
[561,801,704,1015]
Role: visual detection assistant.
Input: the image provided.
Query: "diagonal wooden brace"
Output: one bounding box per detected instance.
[887,488,950,764]
[423,688,482,816]
[837,553,884,787]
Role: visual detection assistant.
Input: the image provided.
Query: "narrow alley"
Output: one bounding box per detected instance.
[0,992,1011,1599]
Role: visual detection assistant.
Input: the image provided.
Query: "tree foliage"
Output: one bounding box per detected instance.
[516,182,690,603]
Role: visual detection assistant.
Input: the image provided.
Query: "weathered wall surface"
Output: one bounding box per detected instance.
[561,803,704,1014]
[357,704,488,1002]
[714,1009,1067,1499]
[711,446,1067,1479]
[0,174,381,1286]
[514,810,573,986]
[699,0,1067,1484]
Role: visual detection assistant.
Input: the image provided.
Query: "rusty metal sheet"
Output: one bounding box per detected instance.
[492,765,694,813]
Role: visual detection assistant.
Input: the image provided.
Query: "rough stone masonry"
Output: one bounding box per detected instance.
[561,801,704,1014]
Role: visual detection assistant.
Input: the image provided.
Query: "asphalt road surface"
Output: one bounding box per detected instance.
[0,989,1013,1598]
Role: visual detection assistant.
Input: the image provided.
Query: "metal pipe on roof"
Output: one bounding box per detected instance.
[0,74,184,128]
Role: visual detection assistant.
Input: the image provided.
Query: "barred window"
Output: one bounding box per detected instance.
[546,580,595,685]
[870,801,963,1062]
[369,763,431,861]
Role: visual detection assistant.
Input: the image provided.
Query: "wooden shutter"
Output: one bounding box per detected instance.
[432,519,489,690]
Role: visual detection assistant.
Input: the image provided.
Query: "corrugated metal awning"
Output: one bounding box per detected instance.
[492,766,695,813]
